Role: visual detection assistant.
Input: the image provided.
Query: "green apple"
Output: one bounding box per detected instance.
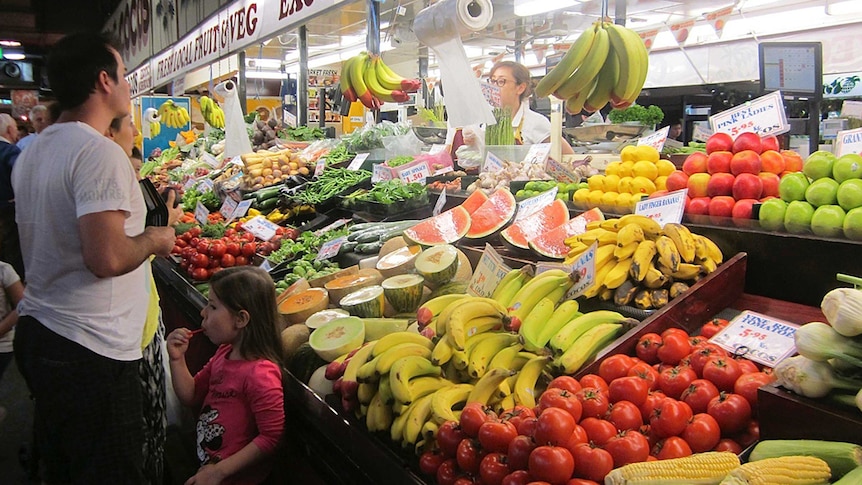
[779,172,810,202]
[810,205,846,238]
[833,153,862,183]
[837,179,862,211]
[803,150,838,180]
[844,207,862,240]
[784,200,815,233]
[805,178,839,207]
[758,198,787,231]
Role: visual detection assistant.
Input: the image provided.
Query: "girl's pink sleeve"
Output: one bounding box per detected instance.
[247,361,285,453]
[192,345,224,407]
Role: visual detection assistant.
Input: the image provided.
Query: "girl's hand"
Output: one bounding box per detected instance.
[185,463,226,485]
[166,328,192,361]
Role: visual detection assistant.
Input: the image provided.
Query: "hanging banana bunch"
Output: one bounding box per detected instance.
[157,100,191,129]
[535,21,648,115]
[199,95,225,129]
[340,52,422,110]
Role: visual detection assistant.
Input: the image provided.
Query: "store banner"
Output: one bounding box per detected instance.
[127,63,153,99]
[103,0,152,72]
[150,0,179,60]
[638,29,659,52]
[706,5,733,39]
[668,19,696,45]
[823,72,862,99]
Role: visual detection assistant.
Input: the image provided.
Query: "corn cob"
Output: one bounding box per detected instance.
[604,451,740,485]
[719,455,831,485]
[833,465,862,484]
[749,439,862,479]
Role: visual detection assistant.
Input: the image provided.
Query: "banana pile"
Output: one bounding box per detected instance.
[199,95,225,128]
[157,100,191,129]
[340,52,422,110]
[535,20,648,115]
[564,215,724,310]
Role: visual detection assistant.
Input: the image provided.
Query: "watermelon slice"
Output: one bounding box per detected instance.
[465,189,517,239]
[501,199,570,250]
[461,190,488,215]
[402,206,471,246]
[529,207,605,259]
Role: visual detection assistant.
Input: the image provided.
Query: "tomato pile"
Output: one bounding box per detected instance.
[419,318,775,485]
[171,225,297,281]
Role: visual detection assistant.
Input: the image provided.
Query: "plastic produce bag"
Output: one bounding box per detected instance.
[382,130,424,159]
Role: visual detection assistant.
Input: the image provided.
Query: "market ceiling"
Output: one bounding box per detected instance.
[0,0,122,54]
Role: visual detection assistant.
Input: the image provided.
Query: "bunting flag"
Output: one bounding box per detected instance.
[638,29,660,52]
[706,5,734,38]
[669,19,696,45]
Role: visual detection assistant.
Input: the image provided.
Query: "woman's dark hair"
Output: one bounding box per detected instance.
[209,266,283,365]
[490,61,532,101]
[130,146,142,160]
[108,114,126,133]
[47,32,120,111]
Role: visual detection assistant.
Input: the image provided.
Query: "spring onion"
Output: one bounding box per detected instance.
[774,355,862,398]
[795,322,862,368]
[821,288,862,337]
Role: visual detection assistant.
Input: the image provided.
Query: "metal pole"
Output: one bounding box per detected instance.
[810,99,821,155]
[367,0,381,55]
[319,87,326,129]
[514,18,523,63]
[614,0,625,25]
[237,51,247,115]
[298,25,309,127]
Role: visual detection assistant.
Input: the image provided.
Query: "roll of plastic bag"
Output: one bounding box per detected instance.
[414,0,495,128]
[142,107,159,139]
[213,80,252,158]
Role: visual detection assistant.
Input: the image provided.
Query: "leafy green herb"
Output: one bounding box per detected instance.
[386,155,414,168]
[181,185,221,212]
[278,125,326,141]
[174,222,195,236]
[345,180,426,205]
[608,104,665,126]
[201,223,227,238]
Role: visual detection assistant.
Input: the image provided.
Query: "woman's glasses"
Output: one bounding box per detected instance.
[488,77,512,87]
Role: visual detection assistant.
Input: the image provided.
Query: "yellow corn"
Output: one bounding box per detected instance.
[720,455,831,485]
[604,451,740,485]
[749,439,862,479]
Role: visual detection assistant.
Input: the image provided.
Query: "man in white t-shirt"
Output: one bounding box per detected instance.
[11,32,177,483]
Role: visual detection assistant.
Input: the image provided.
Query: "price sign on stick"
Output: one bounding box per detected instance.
[348,153,369,171]
[638,126,669,152]
[219,197,238,219]
[314,159,326,177]
[194,201,209,225]
[316,236,347,261]
[468,244,512,298]
[516,187,557,221]
[634,189,687,227]
[483,152,505,173]
[710,91,790,138]
[433,188,447,216]
[229,199,253,222]
[709,310,799,367]
[241,216,278,241]
[535,242,597,300]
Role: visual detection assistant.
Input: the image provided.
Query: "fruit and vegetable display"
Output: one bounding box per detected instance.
[287,168,372,206]
[239,147,310,190]
[342,180,428,215]
[340,52,421,109]
[249,117,281,151]
[465,159,552,194]
[339,121,412,152]
[515,181,583,202]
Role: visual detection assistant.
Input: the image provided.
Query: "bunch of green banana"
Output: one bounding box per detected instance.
[535,20,649,115]
[199,95,225,128]
[340,52,421,110]
[507,269,576,328]
[148,121,161,137]
[564,215,724,309]
[491,268,532,309]
[157,100,191,129]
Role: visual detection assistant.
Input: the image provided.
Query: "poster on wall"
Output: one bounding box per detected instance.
[10,90,38,119]
[141,95,191,159]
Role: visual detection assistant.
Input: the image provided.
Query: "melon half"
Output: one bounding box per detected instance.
[529,207,605,259]
[465,188,517,239]
[501,199,570,250]
[402,206,471,246]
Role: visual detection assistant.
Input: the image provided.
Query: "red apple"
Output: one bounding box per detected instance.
[707,151,733,174]
[732,172,764,200]
[649,190,669,199]
[706,133,733,154]
[732,199,758,220]
[761,135,780,152]
[733,132,763,154]
[707,172,735,197]
[730,150,762,175]
[666,170,689,192]
[758,172,780,198]
[781,150,804,172]
[687,173,711,198]
[686,196,712,215]
[682,152,709,175]
[709,196,736,217]
[760,150,786,175]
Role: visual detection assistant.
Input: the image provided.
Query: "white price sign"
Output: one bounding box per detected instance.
[429,144,447,155]
[314,159,326,177]
[534,242,597,300]
[313,218,352,237]
[219,197,238,219]
[545,157,579,183]
[348,153,369,171]
[710,91,790,138]
[483,152,505,173]
[194,201,209,225]
[638,126,670,152]
[316,236,347,261]
[398,161,431,184]
[372,163,393,183]
[516,187,557,222]
[259,259,273,272]
[709,310,800,367]
[199,178,214,192]
[635,189,687,227]
[241,216,279,241]
[481,83,502,108]
[229,199,253,222]
[433,188,447,216]
[523,143,551,166]
[284,111,297,128]
[834,127,862,157]
[692,124,714,142]
[183,177,197,190]
[467,244,511,298]
[201,152,221,168]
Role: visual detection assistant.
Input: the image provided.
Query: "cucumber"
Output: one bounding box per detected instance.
[379,221,417,242]
[354,241,384,254]
[255,197,279,212]
[254,185,283,203]
[355,229,390,243]
[339,241,359,254]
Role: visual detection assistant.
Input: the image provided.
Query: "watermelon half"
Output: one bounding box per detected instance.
[465,188,517,239]
[461,190,489,215]
[402,206,471,246]
[501,199,570,250]
[529,207,605,259]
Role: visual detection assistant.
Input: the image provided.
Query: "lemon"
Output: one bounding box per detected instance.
[654,175,668,191]
[618,161,634,178]
[632,160,659,180]
[601,191,619,207]
[620,145,639,163]
[605,161,622,176]
[587,190,605,206]
[573,188,590,203]
[616,192,633,209]
[602,174,621,192]
[656,159,676,177]
[631,176,657,195]
[618,176,634,194]
[634,145,660,163]
[587,174,605,191]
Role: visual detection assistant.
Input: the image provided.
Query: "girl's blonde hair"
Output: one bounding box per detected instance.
[209,266,283,365]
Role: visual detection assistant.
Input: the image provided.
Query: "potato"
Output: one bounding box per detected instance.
[298,166,309,175]
[262,168,273,177]
[262,158,273,168]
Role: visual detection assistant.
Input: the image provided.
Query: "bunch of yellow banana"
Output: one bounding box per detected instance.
[199,95,225,128]
[564,215,724,309]
[340,52,421,110]
[148,121,161,137]
[535,20,649,114]
[157,100,191,129]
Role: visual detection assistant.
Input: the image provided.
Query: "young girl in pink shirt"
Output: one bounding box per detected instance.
[167,266,285,485]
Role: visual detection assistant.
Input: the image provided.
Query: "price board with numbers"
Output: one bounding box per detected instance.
[710,310,799,367]
[467,244,512,298]
[710,91,790,138]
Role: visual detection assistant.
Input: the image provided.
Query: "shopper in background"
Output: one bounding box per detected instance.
[0,260,24,425]
[16,105,50,151]
[668,121,683,141]
[167,266,285,485]
[0,113,23,279]
[11,32,177,483]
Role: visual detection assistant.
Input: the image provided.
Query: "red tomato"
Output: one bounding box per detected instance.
[234,255,249,266]
[599,354,636,383]
[188,237,201,249]
[538,389,582,423]
[208,241,227,258]
[208,257,221,269]
[534,407,575,447]
[652,436,692,460]
[480,452,511,485]
[606,401,643,432]
[224,228,237,238]
[649,400,692,438]
[437,421,466,458]
[688,344,728,377]
[608,376,649,406]
[501,405,536,431]
[191,267,209,281]
[605,430,651,468]
[479,421,518,454]
[565,480,600,485]
[661,328,689,339]
[241,232,256,243]
[713,438,743,454]
[461,403,496,438]
[564,424,588,449]
[579,417,617,446]
[436,458,460,485]
[225,242,241,256]
[702,358,743,392]
[734,419,760,448]
[175,237,188,248]
[734,372,775,408]
[179,260,189,271]
[657,332,692,365]
[181,247,196,260]
[657,366,698,400]
[680,379,720,414]
[547,376,582,394]
[191,252,209,268]
[579,374,609,395]
[171,245,182,254]
[700,318,730,338]
[220,253,236,268]
[627,362,660,391]
[507,435,537,471]
[517,417,538,437]
[638,391,668,421]
[419,449,446,476]
[456,438,485,475]
[636,333,663,364]
[188,226,202,238]
[681,413,721,452]
[196,240,210,255]
[688,335,706,348]
[707,392,751,435]
[241,241,257,257]
[528,446,575,485]
[501,470,532,485]
[735,358,760,375]
[574,388,610,420]
[571,443,614,483]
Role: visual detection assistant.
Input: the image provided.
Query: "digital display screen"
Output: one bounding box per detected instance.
[759,42,822,98]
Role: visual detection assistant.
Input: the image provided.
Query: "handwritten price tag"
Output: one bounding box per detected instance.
[433,188,447,216]
[535,242,597,300]
[201,152,221,168]
[710,91,790,138]
[483,152,505,173]
[516,187,557,221]
[316,235,347,261]
[467,244,511,298]
[545,157,579,183]
[372,163,393,183]
[638,126,670,152]
[241,216,279,241]
[834,127,862,157]
[692,124,713,142]
[230,199,253,222]
[481,83,502,108]
[398,161,431,184]
[194,201,209,225]
[635,189,687,227]
[183,178,197,190]
[219,197,238,219]
[199,178,215,192]
[710,310,800,366]
[348,153,369,171]
[523,143,551,166]
[313,218,352,237]
[314,159,325,177]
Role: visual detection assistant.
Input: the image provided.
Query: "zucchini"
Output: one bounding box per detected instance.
[254,185,284,203]
[355,229,391,243]
[339,241,359,254]
[255,197,280,212]
[354,241,384,254]
[379,221,417,242]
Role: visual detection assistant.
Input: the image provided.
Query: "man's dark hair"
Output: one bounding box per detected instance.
[130,146,142,160]
[47,32,120,111]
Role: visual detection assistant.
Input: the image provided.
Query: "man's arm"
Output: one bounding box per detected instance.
[79,210,176,278]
